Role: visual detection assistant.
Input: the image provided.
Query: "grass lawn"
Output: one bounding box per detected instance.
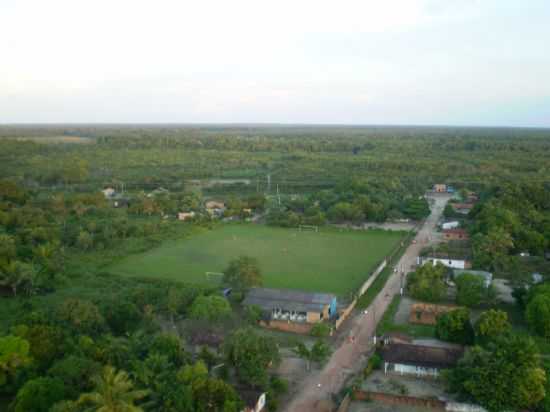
[108,224,404,296]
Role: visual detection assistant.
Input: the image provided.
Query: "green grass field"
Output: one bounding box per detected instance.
[108,224,404,296]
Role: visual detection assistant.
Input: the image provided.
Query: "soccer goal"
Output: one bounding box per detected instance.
[298,225,319,232]
[205,272,224,283]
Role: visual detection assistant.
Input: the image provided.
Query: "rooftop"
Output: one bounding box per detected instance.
[242,287,335,313]
[380,342,464,369]
[443,228,468,235]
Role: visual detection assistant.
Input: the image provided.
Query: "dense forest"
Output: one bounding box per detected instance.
[1,125,550,412]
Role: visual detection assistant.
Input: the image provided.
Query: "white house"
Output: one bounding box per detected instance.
[380,342,463,379]
[101,187,116,198]
[238,390,266,412]
[177,211,196,221]
[441,221,459,230]
[418,256,471,270]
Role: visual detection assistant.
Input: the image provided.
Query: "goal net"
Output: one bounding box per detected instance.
[205,272,224,283]
[298,225,319,232]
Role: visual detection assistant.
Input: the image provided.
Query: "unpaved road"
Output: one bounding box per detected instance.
[283,194,450,412]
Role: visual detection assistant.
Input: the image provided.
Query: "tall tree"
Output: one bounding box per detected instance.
[446,335,546,412]
[0,335,32,387]
[224,327,280,388]
[223,256,262,291]
[406,263,447,302]
[77,365,149,412]
[474,309,511,344]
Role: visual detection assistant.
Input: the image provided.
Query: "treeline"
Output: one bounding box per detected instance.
[266,177,430,227]
[469,181,550,273]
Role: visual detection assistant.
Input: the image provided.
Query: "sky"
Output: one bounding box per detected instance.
[1,0,549,126]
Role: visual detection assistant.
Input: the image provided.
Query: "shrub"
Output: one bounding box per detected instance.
[310,323,331,338]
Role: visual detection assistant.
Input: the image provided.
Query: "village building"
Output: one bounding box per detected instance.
[417,256,472,270]
[242,287,337,324]
[237,390,266,412]
[433,184,447,193]
[453,269,493,288]
[409,303,459,325]
[442,228,469,241]
[466,193,479,202]
[382,332,413,345]
[451,203,474,215]
[533,272,544,284]
[380,341,464,378]
[101,187,116,198]
[177,211,196,221]
[147,187,169,198]
[441,221,459,230]
[205,200,226,216]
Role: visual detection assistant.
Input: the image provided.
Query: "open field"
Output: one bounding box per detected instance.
[108,224,404,296]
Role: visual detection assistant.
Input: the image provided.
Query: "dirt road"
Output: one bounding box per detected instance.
[283,194,450,412]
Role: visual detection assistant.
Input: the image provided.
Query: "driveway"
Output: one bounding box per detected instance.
[282,194,451,412]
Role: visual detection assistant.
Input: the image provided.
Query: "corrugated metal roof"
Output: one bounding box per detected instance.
[242,287,335,313]
[381,343,463,369]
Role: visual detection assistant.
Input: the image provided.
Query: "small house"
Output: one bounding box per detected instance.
[451,203,474,215]
[433,184,447,193]
[532,273,543,284]
[242,287,337,324]
[101,187,116,198]
[205,200,226,216]
[453,269,493,288]
[177,211,196,221]
[147,187,169,198]
[380,342,463,378]
[237,389,266,412]
[418,256,471,270]
[443,228,469,241]
[441,221,459,230]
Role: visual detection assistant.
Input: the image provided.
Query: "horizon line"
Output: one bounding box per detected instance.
[1,122,550,130]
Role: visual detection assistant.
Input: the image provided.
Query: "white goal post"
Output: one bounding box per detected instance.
[205,272,224,283]
[298,225,319,232]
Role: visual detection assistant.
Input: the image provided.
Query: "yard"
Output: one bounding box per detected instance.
[108,224,404,296]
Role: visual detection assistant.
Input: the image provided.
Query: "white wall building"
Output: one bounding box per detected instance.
[418,256,471,270]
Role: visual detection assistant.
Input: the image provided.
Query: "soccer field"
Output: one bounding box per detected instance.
[109,224,404,296]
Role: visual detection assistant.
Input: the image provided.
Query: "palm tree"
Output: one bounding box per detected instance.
[78,365,149,412]
[0,261,33,297]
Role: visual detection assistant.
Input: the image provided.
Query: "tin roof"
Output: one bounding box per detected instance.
[381,342,463,369]
[242,287,335,313]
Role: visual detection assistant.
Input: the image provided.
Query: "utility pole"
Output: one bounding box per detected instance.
[267,173,271,193]
[277,184,281,206]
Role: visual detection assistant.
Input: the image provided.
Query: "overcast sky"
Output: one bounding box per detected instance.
[1,0,549,126]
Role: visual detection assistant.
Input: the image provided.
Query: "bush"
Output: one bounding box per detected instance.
[407,263,446,302]
[455,273,486,307]
[363,353,382,378]
[435,308,474,345]
[310,323,331,338]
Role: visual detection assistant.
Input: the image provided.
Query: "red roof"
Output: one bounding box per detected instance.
[451,203,474,209]
[443,228,468,235]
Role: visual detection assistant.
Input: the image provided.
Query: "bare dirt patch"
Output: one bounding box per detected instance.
[361,371,452,401]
